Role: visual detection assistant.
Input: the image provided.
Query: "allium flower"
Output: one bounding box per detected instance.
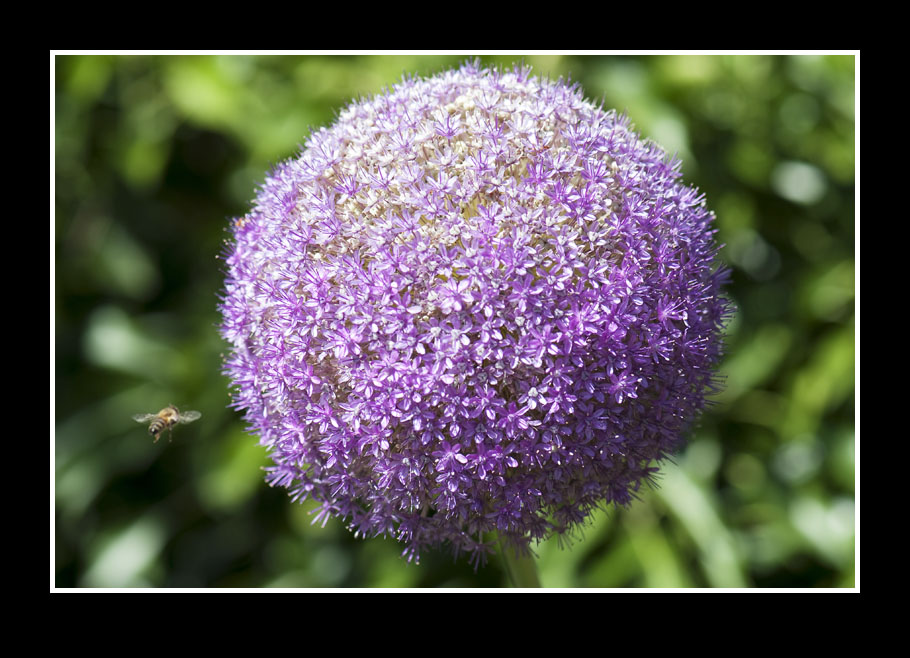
[220,62,732,565]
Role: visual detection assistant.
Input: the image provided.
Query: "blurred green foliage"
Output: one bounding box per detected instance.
[54,54,855,588]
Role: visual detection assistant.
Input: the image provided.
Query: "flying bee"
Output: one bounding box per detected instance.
[132,405,201,443]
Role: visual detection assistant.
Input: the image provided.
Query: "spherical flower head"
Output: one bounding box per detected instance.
[220,62,732,565]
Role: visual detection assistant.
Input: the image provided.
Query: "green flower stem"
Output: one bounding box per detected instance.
[500,546,542,588]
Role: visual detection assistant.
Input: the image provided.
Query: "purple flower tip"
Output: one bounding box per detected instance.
[220,62,733,564]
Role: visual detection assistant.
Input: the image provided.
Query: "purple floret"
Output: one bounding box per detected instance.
[220,62,733,565]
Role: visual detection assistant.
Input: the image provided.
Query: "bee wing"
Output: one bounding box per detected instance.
[133,414,157,423]
[178,410,202,424]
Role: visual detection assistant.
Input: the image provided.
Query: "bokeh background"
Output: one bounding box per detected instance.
[54,53,856,588]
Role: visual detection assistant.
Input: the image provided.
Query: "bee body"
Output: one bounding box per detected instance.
[133,405,201,442]
[147,414,171,438]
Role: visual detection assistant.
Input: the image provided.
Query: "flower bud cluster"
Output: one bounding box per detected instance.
[220,62,732,564]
